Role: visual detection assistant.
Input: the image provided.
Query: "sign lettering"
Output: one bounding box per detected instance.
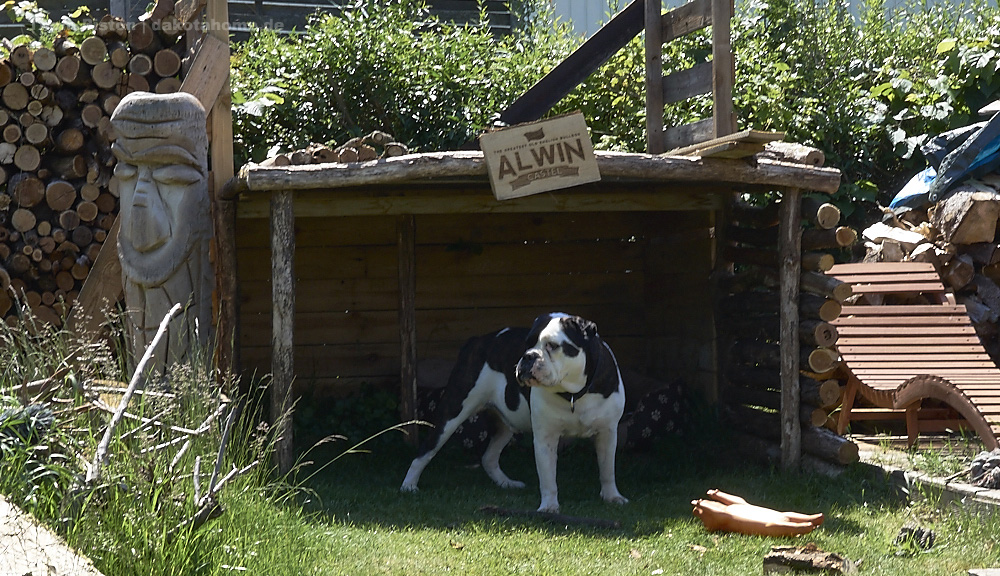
[480,112,601,200]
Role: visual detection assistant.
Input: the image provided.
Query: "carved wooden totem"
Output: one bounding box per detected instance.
[110,92,214,374]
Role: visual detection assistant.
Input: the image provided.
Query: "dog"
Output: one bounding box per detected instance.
[400,312,628,513]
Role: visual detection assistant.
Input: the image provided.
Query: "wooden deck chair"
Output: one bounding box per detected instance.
[827,262,1000,449]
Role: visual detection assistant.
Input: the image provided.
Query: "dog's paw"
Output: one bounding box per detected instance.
[399,483,419,493]
[601,490,628,505]
[497,479,526,490]
[537,501,560,514]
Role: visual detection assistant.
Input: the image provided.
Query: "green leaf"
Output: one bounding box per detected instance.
[871,82,893,97]
[936,38,957,54]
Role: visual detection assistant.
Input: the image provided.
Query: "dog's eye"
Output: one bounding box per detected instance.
[544,342,558,353]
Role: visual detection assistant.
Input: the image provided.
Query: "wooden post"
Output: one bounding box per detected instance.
[270,190,295,475]
[644,0,664,154]
[711,0,736,137]
[778,189,802,470]
[206,0,239,378]
[397,214,418,445]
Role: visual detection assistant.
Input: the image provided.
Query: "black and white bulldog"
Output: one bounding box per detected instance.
[400,312,628,513]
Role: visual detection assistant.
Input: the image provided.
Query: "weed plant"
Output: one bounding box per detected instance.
[904,432,985,477]
[0,309,280,575]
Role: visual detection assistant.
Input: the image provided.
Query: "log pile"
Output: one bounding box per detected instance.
[0,13,190,326]
[257,130,410,167]
[861,180,1000,361]
[718,143,859,469]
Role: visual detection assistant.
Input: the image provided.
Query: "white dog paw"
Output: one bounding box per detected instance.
[400,483,419,493]
[537,502,560,514]
[497,479,526,489]
[603,493,629,505]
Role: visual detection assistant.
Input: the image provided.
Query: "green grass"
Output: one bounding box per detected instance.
[266,434,998,576]
[6,386,1000,576]
[1,315,999,575]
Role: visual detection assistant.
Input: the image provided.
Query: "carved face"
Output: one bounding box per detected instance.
[110,92,210,287]
[113,150,208,287]
[116,156,204,249]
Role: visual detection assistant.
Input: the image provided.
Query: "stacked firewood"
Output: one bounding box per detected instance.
[0,14,186,326]
[718,144,859,473]
[258,131,410,167]
[863,178,1000,360]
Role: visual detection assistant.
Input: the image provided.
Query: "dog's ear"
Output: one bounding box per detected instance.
[565,316,598,345]
[561,316,601,382]
[581,318,598,342]
[524,313,552,349]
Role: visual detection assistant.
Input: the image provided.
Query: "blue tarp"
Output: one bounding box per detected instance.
[890,112,1000,212]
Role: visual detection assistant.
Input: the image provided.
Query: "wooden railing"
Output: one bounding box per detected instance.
[500,0,736,154]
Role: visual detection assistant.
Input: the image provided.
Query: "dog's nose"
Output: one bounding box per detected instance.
[515,351,541,384]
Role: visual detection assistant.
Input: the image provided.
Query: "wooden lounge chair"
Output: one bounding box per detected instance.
[827,261,1000,449]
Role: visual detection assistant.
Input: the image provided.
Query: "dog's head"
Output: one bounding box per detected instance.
[515,313,601,390]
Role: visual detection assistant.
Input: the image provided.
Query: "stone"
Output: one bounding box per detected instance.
[0,495,104,576]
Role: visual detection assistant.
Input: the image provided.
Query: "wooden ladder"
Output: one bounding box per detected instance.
[644,0,736,153]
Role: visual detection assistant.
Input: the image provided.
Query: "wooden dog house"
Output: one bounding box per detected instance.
[226,151,842,470]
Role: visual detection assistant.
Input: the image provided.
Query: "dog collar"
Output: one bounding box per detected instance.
[557,386,591,413]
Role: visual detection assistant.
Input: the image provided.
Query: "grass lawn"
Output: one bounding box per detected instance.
[4,331,997,575]
[200,427,1000,576]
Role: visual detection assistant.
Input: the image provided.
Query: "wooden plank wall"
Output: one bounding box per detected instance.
[236,209,716,401]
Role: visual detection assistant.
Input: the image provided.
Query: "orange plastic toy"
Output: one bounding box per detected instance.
[691,489,824,537]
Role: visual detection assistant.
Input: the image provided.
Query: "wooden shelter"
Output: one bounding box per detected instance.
[226,151,842,472]
[207,0,852,474]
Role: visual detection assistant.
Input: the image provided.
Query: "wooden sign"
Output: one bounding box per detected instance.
[480,112,601,200]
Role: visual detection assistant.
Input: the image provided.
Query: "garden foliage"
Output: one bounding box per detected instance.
[230,1,576,165]
[232,0,1000,220]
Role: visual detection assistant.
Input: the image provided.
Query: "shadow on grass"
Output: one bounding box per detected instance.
[289,421,906,539]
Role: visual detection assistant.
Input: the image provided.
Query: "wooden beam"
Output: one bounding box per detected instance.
[175,0,208,25]
[645,0,664,153]
[661,0,712,42]
[663,118,715,151]
[397,215,418,445]
[178,34,230,113]
[500,0,644,125]
[66,216,122,338]
[711,0,736,137]
[205,0,238,376]
[270,190,295,475]
[662,61,712,104]
[237,151,843,194]
[236,185,727,218]
[779,191,803,470]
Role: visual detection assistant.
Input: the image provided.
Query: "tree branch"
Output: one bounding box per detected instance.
[86,303,182,484]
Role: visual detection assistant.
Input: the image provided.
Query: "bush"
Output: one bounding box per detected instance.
[731,0,1000,220]
[231,0,1000,223]
[230,0,576,165]
[0,309,280,575]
